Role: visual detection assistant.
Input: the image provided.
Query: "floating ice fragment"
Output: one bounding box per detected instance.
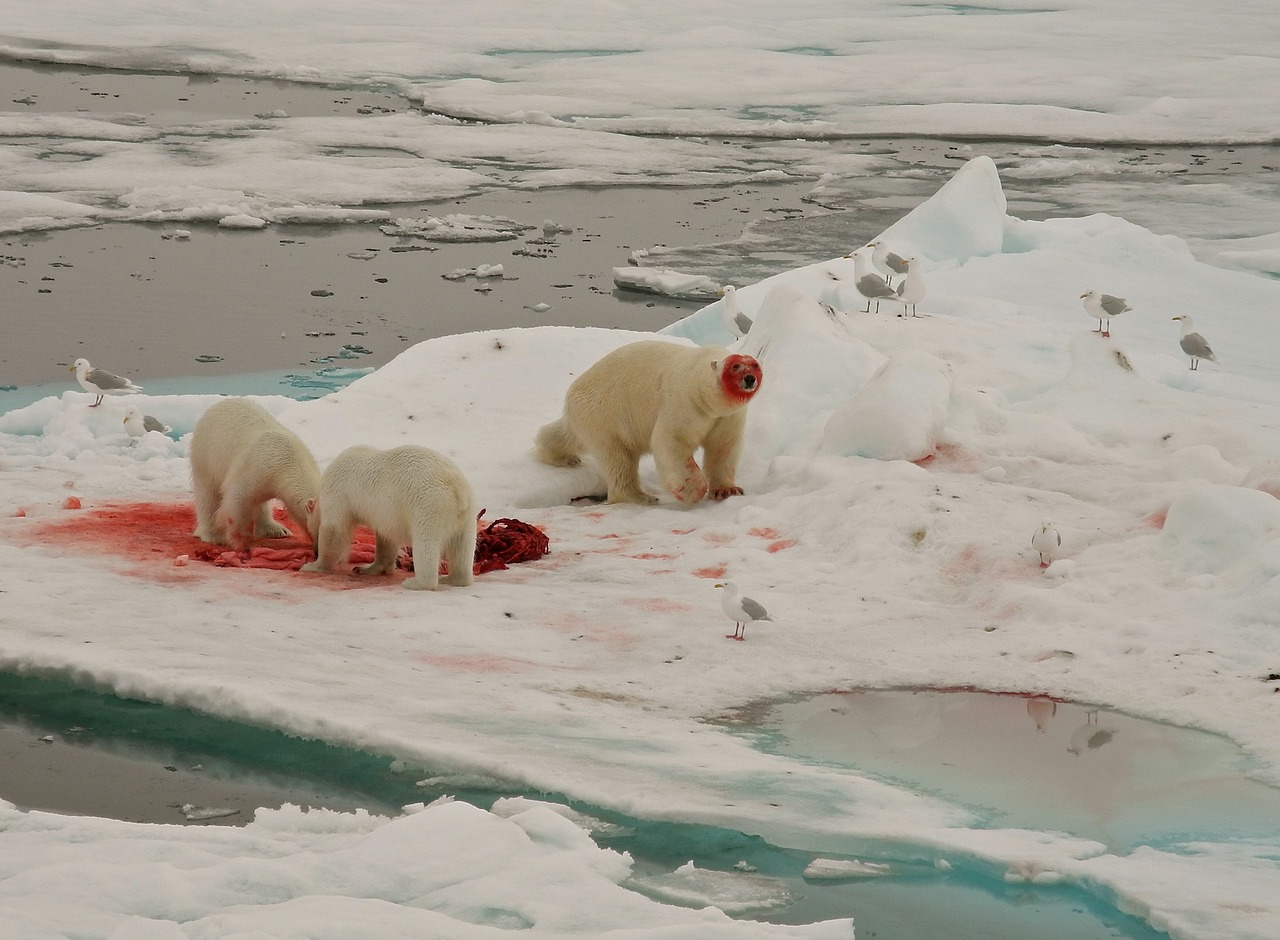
[180,804,240,821]
[625,860,798,914]
[443,263,505,281]
[218,213,267,229]
[802,857,893,880]
[380,214,532,242]
[612,265,721,300]
[523,302,551,313]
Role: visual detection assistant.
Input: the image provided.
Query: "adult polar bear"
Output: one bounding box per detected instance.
[189,397,320,548]
[535,340,763,505]
[302,445,477,591]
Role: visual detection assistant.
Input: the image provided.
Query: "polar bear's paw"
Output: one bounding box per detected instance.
[672,466,709,504]
[255,519,292,539]
[402,575,441,591]
[193,526,227,546]
[709,485,744,500]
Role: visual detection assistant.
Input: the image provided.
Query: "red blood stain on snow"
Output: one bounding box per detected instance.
[583,511,607,520]
[1145,510,1167,529]
[24,501,409,591]
[29,500,215,561]
[942,544,987,579]
[629,552,679,560]
[539,610,635,650]
[914,442,986,473]
[621,596,695,613]
[411,652,536,673]
[749,527,782,539]
[62,496,81,510]
[22,501,546,590]
[766,539,797,553]
[693,565,728,579]
[670,527,695,536]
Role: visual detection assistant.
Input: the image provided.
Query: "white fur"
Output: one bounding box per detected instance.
[189,398,321,547]
[534,340,756,505]
[301,445,477,591]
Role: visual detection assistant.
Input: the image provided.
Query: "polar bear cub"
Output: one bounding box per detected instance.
[301,444,477,591]
[190,397,320,547]
[535,340,763,505]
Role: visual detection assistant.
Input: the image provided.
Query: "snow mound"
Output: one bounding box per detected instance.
[820,350,953,462]
[1161,484,1280,574]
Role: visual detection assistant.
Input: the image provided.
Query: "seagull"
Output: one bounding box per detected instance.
[1031,520,1062,568]
[1171,315,1218,370]
[893,258,925,318]
[70,358,142,406]
[867,240,909,288]
[714,581,772,641]
[1080,290,1132,337]
[844,246,896,313]
[122,405,171,437]
[719,285,754,338]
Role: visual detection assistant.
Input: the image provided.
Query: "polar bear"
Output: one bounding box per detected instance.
[189,397,321,548]
[301,444,477,591]
[534,340,762,505]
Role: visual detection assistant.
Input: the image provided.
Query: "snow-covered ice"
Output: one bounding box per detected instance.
[4,152,1280,938]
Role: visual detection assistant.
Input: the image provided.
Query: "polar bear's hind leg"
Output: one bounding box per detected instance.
[534,418,583,468]
[442,522,477,587]
[403,529,443,590]
[192,480,226,543]
[357,532,400,577]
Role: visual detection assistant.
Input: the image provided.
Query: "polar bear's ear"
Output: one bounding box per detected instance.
[709,359,719,372]
[305,498,317,516]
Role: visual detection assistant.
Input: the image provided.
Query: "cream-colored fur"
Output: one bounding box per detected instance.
[534,340,760,505]
[301,445,477,591]
[189,397,320,547]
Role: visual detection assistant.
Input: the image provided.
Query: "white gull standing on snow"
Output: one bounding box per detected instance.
[1031,520,1062,568]
[1080,290,1132,337]
[845,246,896,313]
[893,258,926,318]
[69,357,142,406]
[1172,315,1218,370]
[867,240,909,288]
[718,285,754,338]
[714,581,772,641]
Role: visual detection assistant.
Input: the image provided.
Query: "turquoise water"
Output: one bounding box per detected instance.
[0,673,1165,939]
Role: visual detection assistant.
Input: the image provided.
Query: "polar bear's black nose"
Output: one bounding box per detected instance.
[741,374,756,390]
